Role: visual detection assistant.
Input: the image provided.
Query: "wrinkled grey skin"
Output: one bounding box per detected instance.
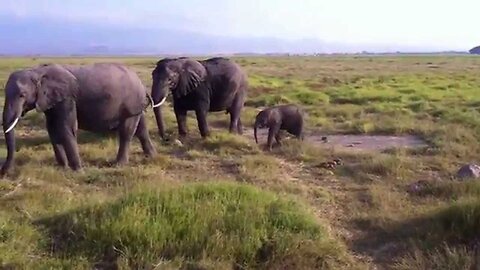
[151,57,247,139]
[254,104,304,150]
[1,63,156,176]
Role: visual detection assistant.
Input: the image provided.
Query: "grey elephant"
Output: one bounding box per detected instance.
[254,104,305,150]
[150,57,248,139]
[1,63,156,175]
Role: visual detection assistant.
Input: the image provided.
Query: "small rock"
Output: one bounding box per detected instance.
[173,139,184,147]
[407,180,431,194]
[333,158,343,165]
[318,161,336,170]
[321,136,328,143]
[318,158,343,170]
[456,164,480,180]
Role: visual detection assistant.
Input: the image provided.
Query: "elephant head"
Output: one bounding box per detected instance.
[150,58,207,139]
[1,64,78,175]
[254,109,273,144]
[34,65,79,113]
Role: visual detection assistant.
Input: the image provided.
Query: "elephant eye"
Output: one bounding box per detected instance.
[19,93,25,98]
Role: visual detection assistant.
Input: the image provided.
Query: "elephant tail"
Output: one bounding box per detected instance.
[254,122,259,144]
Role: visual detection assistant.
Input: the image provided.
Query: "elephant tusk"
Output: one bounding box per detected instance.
[35,103,43,112]
[4,117,19,134]
[152,95,167,108]
[148,94,154,107]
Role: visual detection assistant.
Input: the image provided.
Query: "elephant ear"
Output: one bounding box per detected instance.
[36,66,79,112]
[175,63,204,98]
[266,109,279,126]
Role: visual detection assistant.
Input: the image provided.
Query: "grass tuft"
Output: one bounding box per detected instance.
[38,182,350,269]
[394,245,475,270]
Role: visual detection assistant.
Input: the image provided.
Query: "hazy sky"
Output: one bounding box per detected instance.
[1,0,478,50]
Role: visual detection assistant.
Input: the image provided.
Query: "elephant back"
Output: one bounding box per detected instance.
[201,58,247,111]
[72,63,147,131]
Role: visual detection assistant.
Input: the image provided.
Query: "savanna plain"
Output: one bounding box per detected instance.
[1,55,480,269]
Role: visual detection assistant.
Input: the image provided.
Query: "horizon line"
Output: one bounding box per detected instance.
[0,50,473,58]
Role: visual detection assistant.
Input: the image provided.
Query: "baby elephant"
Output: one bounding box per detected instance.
[254,104,304,150]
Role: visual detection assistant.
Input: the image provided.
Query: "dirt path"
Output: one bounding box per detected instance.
[246,128,427,151]
[208,123,426,268]
[210,119,427,152]
[243,128,421,268]
[271,155,381,268]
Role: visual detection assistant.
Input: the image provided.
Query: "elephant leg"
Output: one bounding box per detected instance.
[296,131,305,141]
[62,132,82,171]
[275,133,282,146]
[116,115,141,165]
[267,124,281,151]
[296,121,304,141]
[134,114,156,158]
[195,109,210,138]
[237,118,243,134]
[175,109,188,138]
[229,93,244,135]
[54,101,82,171]
[228,110,240,135]
[45,111,68,168]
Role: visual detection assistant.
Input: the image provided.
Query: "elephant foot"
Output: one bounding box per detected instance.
[0,162,13,177]
[0,169,9,178]
[57,164,68,170]
[177,135,188,144]
[73,168,85,174]
[229,130,242,136]
[113,158,129,167]
[69,164,83,171]
[145,151,156,158]
[141,143,157,158]
[0,168,9,178]
[264,143,282,152]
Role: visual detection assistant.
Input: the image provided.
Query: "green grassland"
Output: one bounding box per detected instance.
[1,55,480,269]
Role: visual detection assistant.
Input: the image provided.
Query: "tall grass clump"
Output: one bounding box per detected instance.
[393,199,480,269]
[38,182,350,269]
[394,245,475,270]
[434,199,480,242]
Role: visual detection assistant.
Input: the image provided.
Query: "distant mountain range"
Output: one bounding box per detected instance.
[0,15,470,56]
[470,46,480,54]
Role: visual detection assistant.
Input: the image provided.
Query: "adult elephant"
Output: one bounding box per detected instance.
[1,63,156,175]
[150,57,248,139]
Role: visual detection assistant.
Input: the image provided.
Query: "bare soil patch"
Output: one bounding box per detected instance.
[244,128,427,151]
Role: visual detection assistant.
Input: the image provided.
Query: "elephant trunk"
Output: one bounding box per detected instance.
[151,81,169,108]
[151,81,169,140]
[1,103,21,176]
[153,106,166,140]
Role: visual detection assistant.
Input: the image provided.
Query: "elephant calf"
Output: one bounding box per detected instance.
[254,104,305,150]
[1,63,156,175]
